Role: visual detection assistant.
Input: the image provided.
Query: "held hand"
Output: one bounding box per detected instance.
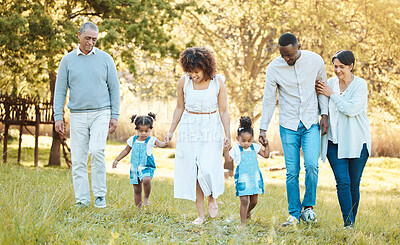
[109,118,118,134]
[55,120,65,136]
[112,160,119,168]
[259,130,267,146]
[315,81,334,97]
[320,114,329,136]
[261,138,269,147]
[164,132,173,143]
[223,137,231,150]
[164,138,171,146]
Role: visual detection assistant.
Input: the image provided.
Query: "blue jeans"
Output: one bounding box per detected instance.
[280,122,320,219]
[327,141,368,227]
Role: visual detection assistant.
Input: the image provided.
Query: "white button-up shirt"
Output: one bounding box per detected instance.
[77,45,96,56]
[260,50,328,131]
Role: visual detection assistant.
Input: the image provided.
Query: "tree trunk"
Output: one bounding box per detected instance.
[48,71,61,166]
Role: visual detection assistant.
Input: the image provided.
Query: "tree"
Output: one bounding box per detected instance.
[181,0,400,122]
[0,0,190,165]
[287,0,400,123]
[1,0,77,166]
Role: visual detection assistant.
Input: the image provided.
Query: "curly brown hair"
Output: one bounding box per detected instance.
[179,47,217,81]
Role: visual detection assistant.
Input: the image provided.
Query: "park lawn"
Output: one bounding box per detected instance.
[1,135,400,244]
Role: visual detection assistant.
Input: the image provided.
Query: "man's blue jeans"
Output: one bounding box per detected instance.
[327,141,368,227]
[280,122,320,219]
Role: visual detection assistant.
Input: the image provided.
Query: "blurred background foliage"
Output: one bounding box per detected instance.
[1,0,400,156]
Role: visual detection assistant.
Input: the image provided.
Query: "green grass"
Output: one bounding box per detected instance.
[1,136,400,244]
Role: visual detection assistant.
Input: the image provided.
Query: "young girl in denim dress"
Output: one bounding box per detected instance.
[113,113,169,207]
[224,116,270,226]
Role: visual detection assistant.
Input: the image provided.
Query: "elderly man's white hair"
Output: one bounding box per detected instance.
[80,22,98,34]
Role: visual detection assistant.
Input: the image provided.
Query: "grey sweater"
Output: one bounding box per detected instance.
[53,48,120,121]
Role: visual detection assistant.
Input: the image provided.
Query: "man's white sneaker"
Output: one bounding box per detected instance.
[343,224,355,231]
[94,196,107,208]
[282,215,300,226]
[75,202,88,209]
[301,207,317,223]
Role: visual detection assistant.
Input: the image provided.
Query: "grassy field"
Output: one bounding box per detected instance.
[1,135,400,244]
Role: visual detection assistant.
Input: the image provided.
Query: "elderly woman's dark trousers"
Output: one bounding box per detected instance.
[327,141,369,227]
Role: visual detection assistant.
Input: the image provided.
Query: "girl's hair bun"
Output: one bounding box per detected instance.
[130,114,137,123]
[237,116,254,136]
[239,116,252,129]
[148,112,156,121]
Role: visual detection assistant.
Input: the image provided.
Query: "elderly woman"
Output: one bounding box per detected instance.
[315,50,371,229]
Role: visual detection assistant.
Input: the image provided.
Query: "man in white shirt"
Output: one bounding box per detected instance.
[259,33,329,226]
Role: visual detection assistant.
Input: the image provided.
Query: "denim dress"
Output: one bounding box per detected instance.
[234,145,264,196]
[130,135,156,184]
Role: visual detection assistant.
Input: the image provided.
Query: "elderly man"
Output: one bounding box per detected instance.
[259,33,329,226]
[54,22,120,208]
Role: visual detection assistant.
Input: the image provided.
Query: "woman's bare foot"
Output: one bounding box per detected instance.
[192,217,205,225]
[208,201,218,218]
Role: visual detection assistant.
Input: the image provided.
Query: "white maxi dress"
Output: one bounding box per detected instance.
[174,74,225,202]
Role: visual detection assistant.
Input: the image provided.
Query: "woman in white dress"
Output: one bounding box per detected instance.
[165,47,231,225]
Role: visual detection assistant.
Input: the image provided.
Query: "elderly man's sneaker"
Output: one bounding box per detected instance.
[282,215,300,226]
[94,197,107,208]
[75,202,88,209]
[301,207,317,223]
